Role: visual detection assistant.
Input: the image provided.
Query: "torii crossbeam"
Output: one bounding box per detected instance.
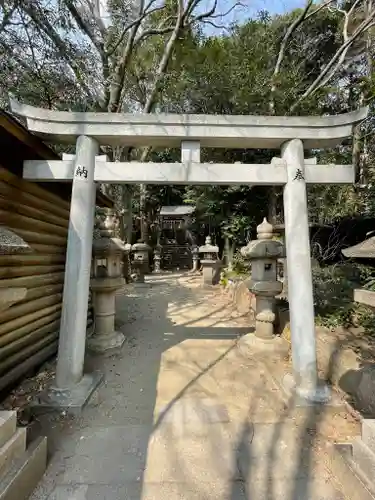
[9,99,368,410]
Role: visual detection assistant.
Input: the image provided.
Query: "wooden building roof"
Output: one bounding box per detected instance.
[0,110,113,208]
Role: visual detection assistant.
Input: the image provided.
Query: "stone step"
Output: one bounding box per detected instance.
[0,428,26,476]
[0,437,47,500]
[329,444,375,500]
[352,437,375,485]
[0,413,17,450]
[362,419,375,455]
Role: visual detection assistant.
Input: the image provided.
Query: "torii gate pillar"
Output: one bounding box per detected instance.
[42,135,103,410]
[282,139,329,402]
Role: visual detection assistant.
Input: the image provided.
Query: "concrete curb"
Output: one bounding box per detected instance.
[327,443,375,500]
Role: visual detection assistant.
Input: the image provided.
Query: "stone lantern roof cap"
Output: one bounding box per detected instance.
[132,241,150,251]
[199,236,219,253]
[257,218,273,240]
[0,226,32,254]
[241,238,284,259]
[93,236,125,256]
[241,218,284,259]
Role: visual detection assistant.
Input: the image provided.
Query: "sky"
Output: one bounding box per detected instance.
[199,0,308,34]
[96,0,309,32]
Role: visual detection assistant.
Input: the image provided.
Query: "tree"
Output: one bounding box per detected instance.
[2,1,375,242]
[0,0,244,239]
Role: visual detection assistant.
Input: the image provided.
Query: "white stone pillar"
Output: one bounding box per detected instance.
[49,136,102,408]
[282,139,328,402]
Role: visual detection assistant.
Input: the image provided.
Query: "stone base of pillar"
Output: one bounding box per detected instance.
[238,333,289,358]
[32,372,103,416]
[88,330,125,353]
[202,266,213,285]
[281,373,346,409]
[133,271,145,283]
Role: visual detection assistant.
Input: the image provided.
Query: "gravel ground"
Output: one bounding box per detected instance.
[4,272,358,500]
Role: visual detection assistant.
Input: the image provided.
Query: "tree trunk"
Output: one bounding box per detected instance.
[140,183,148,242]
[268,187,278,224]
[122,186,133,244]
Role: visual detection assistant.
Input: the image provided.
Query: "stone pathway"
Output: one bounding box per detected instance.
[30,273,359,500]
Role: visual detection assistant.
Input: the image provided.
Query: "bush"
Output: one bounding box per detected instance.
[219,249,251,286]
[313,262,375,332]
[232,249,251,275]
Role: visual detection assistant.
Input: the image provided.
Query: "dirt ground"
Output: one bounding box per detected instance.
[0,273,363,499]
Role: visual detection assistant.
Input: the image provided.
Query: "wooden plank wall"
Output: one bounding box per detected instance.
[0,165,93,392]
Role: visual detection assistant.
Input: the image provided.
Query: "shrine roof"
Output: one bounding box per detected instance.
[342,236,375,259]
[160,206,195,216]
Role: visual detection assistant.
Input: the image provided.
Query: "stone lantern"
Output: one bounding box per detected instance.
[131,240,151,283]
[153,245,162,273]
[192,245,199,273]
[239,218,288,356]
[0,227,31,311]
[88,208,126,353]
[199,236,219,286]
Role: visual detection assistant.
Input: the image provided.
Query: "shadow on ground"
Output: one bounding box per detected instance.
[28,272,356,500]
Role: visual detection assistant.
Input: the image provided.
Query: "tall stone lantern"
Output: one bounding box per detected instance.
[88,208,126,353]
[199,236,219,286]
[239,218,288,356]
[153,245,162,273]
[131,240,151,283]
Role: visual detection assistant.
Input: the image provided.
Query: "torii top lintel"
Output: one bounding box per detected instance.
[10,99,368,150]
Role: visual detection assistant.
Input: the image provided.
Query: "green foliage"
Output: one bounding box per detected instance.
[231,250,251,276]
[2,1,375,231]
[313,263,375,332]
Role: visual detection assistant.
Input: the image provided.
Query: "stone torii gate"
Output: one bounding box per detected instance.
[10,99,367,410]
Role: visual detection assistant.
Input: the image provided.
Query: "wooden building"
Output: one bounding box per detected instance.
[158,206,195,270]
[0,110,112,393]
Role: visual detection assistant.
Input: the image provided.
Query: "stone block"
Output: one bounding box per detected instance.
[356,367,375,415]
[327,443,375,500]
[362,420,375,455]
[354,289,375,308]
[0,436,47,500]
[34,371,103,416]
[0,413,17,450]
[352,436,375,484]
[0,428,26,475]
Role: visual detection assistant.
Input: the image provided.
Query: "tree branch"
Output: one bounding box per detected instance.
[0,1,19,33]
[63,0,103,52]
[192,1,244,23]
[290,8,375,111]
[107,3,165,57]
[269,0,314,114]
[108,0,149,112]
[304,0,336,20]
[20,0,95,100]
